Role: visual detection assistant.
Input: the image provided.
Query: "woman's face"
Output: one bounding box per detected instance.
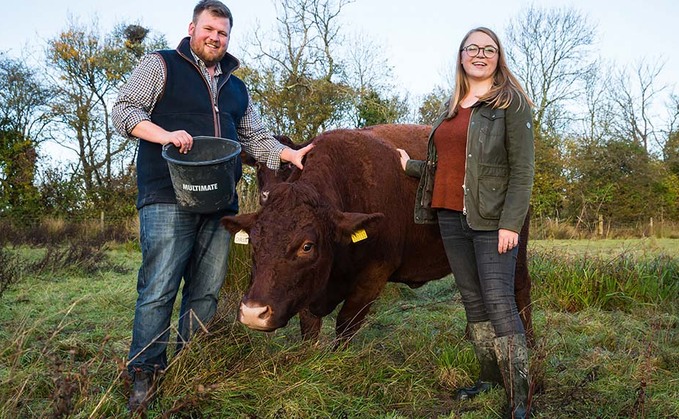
[460,31,499,83]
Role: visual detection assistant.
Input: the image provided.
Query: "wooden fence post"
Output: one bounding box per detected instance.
[598,214,603,236]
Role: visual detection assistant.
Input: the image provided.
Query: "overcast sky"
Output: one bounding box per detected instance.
[2,0,677,99]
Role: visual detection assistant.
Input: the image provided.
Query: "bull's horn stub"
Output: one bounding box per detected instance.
[234,230,249,245]
[351,228,368,243]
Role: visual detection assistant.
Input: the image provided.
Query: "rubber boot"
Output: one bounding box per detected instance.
[455,321,503,400]
[494,334,531,418]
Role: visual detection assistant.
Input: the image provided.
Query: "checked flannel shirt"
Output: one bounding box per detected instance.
[112,49,286,171]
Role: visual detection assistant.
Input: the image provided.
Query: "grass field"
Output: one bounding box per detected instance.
[0,239,677,418]
[529,237,679,258]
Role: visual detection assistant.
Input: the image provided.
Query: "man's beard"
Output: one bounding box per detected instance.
[191,40,226,66]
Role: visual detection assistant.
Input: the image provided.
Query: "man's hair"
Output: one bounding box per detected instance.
[193,0,233,28]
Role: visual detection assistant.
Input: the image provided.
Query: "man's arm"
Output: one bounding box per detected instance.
[112,54,193,153]
[237,100,312,170]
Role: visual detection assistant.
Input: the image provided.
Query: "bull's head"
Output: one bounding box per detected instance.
[221,181,383,332]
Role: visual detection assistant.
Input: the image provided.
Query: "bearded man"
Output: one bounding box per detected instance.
[112,0,312,412]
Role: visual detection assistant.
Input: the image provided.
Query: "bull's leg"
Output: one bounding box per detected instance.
[334,267,390,345]
[334,297,376,347]
[514,263,533,347]
[515,209,533,347]
[298,308,322,341]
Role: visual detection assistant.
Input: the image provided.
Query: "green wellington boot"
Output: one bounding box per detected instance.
[494,333,531,419]
[455,321,503,400]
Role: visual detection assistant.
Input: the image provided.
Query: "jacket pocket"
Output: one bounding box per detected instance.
[478,108,506,140]
[477,164,508,219]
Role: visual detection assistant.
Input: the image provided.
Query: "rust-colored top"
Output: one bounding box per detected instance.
[431,106,472,211]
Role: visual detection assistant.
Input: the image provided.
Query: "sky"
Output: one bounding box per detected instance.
[2,0,677,99]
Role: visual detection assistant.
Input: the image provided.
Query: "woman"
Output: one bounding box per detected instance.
[397,27,534,418]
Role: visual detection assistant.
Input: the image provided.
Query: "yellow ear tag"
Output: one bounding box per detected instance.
[234,230,249,245]
[351,228,368,243]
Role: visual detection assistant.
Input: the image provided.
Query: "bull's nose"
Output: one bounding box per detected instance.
[238,302,274,330]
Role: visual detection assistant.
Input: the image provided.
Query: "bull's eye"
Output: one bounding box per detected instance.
[302,242,314,253]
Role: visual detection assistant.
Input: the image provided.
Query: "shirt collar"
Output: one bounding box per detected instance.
[190,49,223,77]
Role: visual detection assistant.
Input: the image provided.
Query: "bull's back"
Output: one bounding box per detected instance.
[366,125,451,285]
[312,125,451,286]
[359,124,430,160]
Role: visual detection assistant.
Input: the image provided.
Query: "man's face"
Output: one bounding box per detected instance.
[188,11,230,66]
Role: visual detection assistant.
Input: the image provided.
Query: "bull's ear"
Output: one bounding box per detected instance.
[221,213,258,235]
[331,211,384,244]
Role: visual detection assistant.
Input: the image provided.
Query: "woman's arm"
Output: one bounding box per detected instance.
[396,148,426,178]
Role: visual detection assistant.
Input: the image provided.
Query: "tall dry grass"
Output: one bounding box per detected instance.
[531,216,679,240]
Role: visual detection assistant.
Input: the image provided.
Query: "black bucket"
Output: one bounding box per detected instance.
[162,136,242,213]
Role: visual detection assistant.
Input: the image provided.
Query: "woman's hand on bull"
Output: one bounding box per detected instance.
[281,143,315,170]
[396,148,410,171]
[163,130,193,154]
[498,228,519,254]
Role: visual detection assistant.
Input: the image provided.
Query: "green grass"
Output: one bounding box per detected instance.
[530,251,677,312]
[529,237,679,258]
[0,240,677,418]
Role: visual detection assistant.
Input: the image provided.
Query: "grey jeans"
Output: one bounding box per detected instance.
[437,209,524,337]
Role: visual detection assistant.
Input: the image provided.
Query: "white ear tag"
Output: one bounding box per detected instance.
[234,230,250,245]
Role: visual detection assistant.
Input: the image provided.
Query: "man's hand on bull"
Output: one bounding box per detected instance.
[281,143,315,169]
[396,148,410,171]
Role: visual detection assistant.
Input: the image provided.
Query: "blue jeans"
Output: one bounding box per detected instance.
[128,204,232,373]
[437,209,524,337]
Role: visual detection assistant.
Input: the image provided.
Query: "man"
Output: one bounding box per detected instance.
[112,0,312,411]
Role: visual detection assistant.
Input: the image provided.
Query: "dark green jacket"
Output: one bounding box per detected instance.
[405,97,534,233]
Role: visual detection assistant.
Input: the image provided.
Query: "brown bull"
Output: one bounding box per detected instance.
[224,124,532,343]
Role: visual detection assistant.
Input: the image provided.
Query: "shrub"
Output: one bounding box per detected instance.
[0,247,21,298]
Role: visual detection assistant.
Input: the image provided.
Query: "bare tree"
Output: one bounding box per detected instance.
[241,0,355,140]
[664,94,679,176]
[342,32,409,127]
[240,0,405,137]
[577,63,615,145]
[609,61,666,154]
[45,17,164,199]
[0,52,52,141]
[0,53,52,218]
[506,5,596,136]
[668,93,679,134]
[504,6,596,218]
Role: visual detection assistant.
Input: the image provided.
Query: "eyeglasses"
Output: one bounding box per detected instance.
[461,44,498,58]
